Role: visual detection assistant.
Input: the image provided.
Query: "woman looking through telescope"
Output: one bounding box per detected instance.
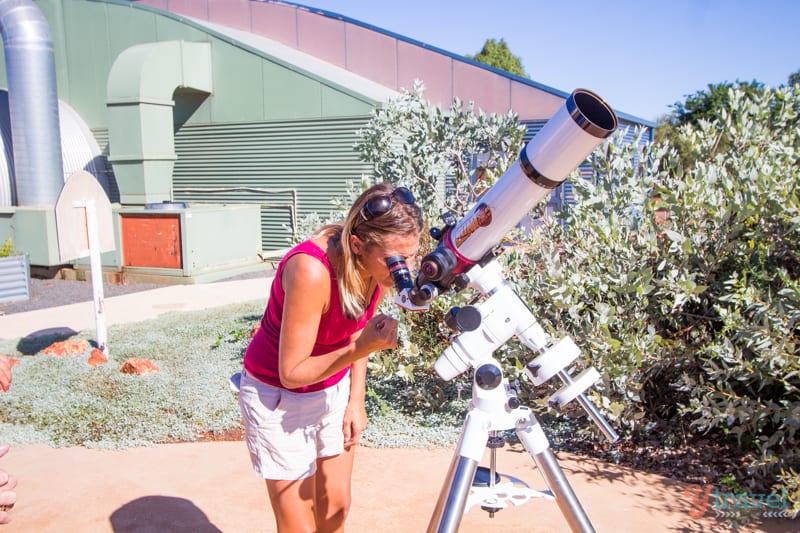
[238,182,423,532]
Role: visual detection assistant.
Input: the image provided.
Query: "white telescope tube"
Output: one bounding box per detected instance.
[448,89,617,262]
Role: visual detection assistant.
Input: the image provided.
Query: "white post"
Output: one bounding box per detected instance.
[81,200,108,355]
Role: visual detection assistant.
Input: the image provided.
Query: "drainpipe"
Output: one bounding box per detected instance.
[0,0,64,206]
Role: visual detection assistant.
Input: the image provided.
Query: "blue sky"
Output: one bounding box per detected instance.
[300,0,800,122]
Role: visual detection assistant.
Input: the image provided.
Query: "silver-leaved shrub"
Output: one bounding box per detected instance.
[515,84,800,499]
[354,82,799,503]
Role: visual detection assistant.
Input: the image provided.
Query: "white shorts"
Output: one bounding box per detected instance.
[238,369,351,480]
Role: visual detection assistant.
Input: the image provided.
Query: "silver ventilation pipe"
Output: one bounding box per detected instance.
[0,0,64,206]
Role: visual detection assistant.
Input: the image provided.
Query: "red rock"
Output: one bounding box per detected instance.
[120,358,159,376]
[88,348,108,367]
[43,339,90,357]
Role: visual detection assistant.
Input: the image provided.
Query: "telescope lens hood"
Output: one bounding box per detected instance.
[567,89,618,139]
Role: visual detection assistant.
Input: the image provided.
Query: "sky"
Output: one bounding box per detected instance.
[296,0,800,123]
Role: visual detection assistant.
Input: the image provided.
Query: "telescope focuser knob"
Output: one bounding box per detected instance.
[429,227,444,241]
[454,274,470,291]
[445,306,481,333]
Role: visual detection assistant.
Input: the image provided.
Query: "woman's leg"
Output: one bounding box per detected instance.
[313,446,356,533]
[266,477,316,533]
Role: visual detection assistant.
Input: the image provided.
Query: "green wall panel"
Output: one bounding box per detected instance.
[262,61,322,120]
[21,0,383,131]
[208,44,264,122]
[105,3,159,64]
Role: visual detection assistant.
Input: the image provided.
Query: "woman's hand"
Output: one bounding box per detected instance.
[355,314,398,355]
[342,400,367,449]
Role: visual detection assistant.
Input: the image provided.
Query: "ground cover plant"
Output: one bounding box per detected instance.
[0,301,462,449]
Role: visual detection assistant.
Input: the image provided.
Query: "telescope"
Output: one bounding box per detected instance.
[391,89,621,533]
[395,88,618,313]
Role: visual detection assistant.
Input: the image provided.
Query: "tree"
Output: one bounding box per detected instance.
[466,38,529,78]
[789,69,800,86]
[669,79,764,127]
[655,80,766,169]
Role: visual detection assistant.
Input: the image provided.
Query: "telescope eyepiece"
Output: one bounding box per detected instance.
[386,255,413,291]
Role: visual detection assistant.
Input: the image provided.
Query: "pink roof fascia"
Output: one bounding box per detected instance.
[296,8,346,68]
[344,23,398,91]
[511,84,564,120]
[207,0,253,32]
[396,40,453,108]
[452,60,512,115]
[136,0,208,20]
[251,2,298,47]
[133,0,568,120]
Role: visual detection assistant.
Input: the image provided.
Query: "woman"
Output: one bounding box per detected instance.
[239,182,423,532]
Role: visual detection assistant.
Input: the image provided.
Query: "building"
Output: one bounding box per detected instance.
[0,0,654,283]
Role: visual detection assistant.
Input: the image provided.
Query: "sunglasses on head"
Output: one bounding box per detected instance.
[359,187,416,221]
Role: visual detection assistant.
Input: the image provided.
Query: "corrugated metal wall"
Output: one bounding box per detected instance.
[90,128,120,203]
[0,253,30,304]
[170,117,373,252]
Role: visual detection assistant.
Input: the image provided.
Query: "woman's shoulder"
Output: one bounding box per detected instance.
[282,238,329,264]
[283,249,331,289]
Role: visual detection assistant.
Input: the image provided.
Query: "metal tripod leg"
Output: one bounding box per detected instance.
[530,448,594,533]
[427,410,488,533]
[517,410,595,533]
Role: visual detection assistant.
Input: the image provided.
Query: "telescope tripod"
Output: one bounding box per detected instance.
[421,261,618,533]
[428,358,604,533]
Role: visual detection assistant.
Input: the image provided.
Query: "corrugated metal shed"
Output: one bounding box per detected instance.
[171,117,372,251]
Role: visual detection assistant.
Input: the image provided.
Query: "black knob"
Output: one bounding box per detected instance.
[445,306,481,332]
[475,364,502,390]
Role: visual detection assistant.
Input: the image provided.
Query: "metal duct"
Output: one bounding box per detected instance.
[106,40,212,205]
[0,0,64,206]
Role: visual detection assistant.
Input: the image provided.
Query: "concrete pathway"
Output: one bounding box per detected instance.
[0,277,272,341]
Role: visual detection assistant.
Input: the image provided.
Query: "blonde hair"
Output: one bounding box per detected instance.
[314,183,423,320]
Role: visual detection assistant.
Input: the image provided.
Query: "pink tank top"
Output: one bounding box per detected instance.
[243,240,381,393]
